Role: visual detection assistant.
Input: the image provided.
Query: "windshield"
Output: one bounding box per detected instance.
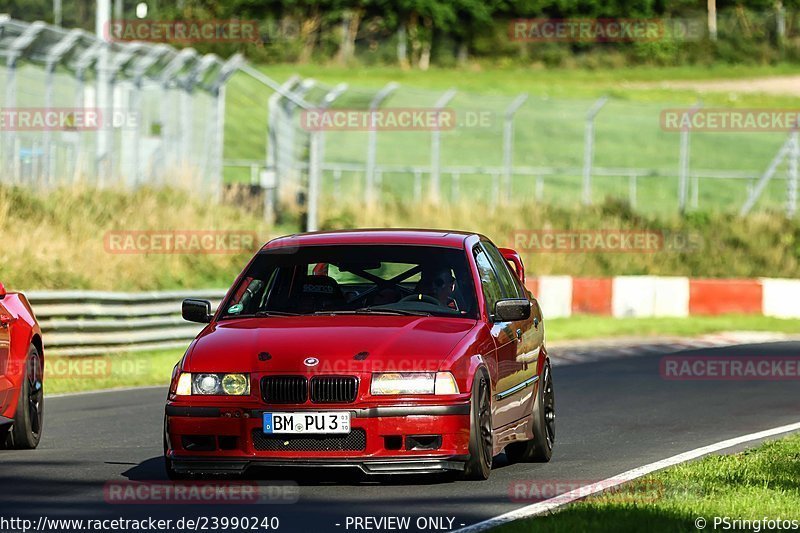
[220,244,478,319]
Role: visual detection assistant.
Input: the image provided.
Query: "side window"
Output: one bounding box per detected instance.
[473,247,504,316]
[482,242,523,299]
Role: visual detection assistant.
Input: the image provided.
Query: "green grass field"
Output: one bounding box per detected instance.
[43,314,800,395]
[224,64,800,215]
[495,433,800,533]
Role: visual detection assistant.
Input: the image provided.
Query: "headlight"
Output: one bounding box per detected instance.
[222,373,249,395]
[371,372,460,395]
[175,373,250,396]
[195,373,221,395]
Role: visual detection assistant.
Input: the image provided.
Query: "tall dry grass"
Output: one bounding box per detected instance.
[319,197,800,278]
[0,186,274,291]
[1,185,797,292]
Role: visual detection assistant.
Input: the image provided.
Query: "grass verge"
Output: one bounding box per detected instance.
[495,433,800,533]
[44,349,180,396]
[548,315,800,341]
[43,315,800,395]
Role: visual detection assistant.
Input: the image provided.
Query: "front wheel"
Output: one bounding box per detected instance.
[6,345,44,450]
[505,360,555,463]
[462,372,493,480]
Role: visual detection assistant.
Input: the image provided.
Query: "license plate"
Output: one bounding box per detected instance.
[263,412,351,434]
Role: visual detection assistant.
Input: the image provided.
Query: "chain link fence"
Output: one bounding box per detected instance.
[252,79,800,227]
[0,18,241,195]
[3,18,798,224]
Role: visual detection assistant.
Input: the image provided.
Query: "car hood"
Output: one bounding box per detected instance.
[186,315,478,374]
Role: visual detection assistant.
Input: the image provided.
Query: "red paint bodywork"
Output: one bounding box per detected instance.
[165,230,547,472]
[0,287,43,422]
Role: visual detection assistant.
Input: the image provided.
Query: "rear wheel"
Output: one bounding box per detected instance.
[7,345,44,450]
[462,372,493,480]
[505,361,555,463]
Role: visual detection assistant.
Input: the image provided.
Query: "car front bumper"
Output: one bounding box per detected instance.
[165,403,471,476]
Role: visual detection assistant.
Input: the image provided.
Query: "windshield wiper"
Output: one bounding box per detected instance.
[352,307,432,316]
[313,308,431,316]
[253,310,301,317]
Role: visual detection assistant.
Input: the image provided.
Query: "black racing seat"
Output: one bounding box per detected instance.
[293,274,346,313]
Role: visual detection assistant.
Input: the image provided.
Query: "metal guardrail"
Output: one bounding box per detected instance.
[28,290,228,356]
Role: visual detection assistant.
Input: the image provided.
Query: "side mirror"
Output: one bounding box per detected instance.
[494,298,531,322]
[182,299,212,323]
[0,282,5,299]
[498,248,525,285]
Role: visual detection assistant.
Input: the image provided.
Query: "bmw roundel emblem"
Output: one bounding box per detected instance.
[304,357,319,367]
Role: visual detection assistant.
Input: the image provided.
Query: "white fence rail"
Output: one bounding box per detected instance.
[28,290,227,356]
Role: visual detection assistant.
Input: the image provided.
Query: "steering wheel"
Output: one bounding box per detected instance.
[400,293,442,306]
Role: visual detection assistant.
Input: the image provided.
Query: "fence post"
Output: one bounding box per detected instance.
[787,129,799,218]
[430,88,457,202]
[3,23,46,184]
[42,30,81,188]
[413,169,422,201]
[306,84,347,232]
[502,93,528,203]
[307,131,321,232]
[265,76,300,222]
[679,102,702,214]
[3,55,18,183]
[333,168,342,200]
[629,174,637,209]
[582,96,608,206]
[365,82,398,205]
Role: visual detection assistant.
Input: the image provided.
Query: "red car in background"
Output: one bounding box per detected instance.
[165,229,554,480]
[0,282,44,449]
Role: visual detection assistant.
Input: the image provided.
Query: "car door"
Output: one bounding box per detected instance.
[473,244,522,429]
[480,241,539,427]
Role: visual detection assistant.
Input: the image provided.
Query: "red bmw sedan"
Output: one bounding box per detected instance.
[164,229,554,480]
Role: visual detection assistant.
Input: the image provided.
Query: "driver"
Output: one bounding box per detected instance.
[417,264,456,307]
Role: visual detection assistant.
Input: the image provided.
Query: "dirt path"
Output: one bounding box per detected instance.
[631,75,800,96]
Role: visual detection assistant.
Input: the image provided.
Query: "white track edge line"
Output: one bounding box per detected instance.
[456,420,800,533]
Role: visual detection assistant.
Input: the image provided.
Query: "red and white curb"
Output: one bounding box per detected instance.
[549,332,800,366]
[526,276,800,319]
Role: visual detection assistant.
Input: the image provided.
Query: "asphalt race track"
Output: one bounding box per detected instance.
[2,341,799,532]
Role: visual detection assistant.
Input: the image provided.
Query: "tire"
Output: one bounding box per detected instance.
[462,372,493,480]
[7,345,44,450]
[504,360,555,463]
